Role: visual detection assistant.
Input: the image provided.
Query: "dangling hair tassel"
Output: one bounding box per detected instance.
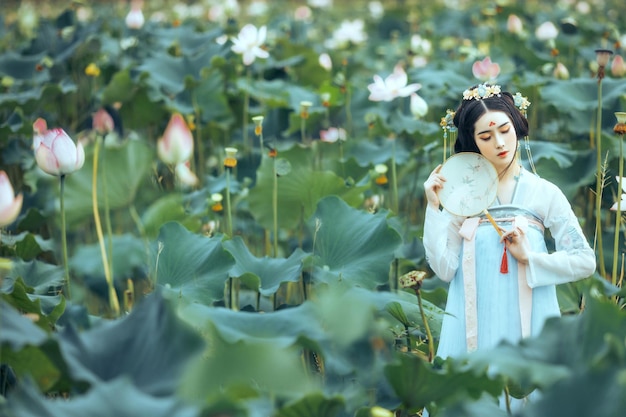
[500,247,509,274]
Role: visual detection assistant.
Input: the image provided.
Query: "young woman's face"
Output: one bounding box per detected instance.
[473,110,517,172]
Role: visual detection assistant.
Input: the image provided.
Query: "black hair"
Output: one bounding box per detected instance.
[452,87,529,154]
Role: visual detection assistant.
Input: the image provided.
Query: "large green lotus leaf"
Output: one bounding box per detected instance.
[194,68,235,129]
[57,291,204,396]
[101,69,135,105]
[247,146,366,230]
[179,286,385,376]
[450,294,626,400]
[384,353,502,412]
[528,145,596,200]
[63,140,153,225]
[236,78,291,108]
[3,378,199,417]
[1,344,62,393]
[0,300,48,349]
[138,48,218,96]
[275,393,345,417]
[520,367,626,417]
[9,259,65,294]
[150,25,225,55]
[179,320,318,402]
[435,394,508,417]
[0,50,50,82]
[70,234,148,281]
[141,194,203,239]
[541,78,626,113]
[1,276,65,328]
[153,222,234,305]
[347,137,412,167]
[223,236,306,295]
[308,196,402,288]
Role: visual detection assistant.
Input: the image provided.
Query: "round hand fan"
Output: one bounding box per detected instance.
[438,152,499,221]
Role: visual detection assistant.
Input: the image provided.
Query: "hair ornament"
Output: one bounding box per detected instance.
[513,92,531,112]
[462,83,502,101]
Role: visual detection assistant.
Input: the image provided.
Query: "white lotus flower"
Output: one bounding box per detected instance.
[231,24,269,66]
[367,64,421,102]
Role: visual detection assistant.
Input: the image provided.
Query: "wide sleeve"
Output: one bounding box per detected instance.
[423,205,464,282]
[525,184,596,288]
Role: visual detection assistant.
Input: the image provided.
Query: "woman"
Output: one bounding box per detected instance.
[423,84,596,360]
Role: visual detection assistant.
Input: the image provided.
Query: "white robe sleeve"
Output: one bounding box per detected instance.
[423,205,465,282]
[525,184,596,288]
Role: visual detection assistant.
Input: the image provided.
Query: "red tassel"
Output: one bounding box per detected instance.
[500,247,508,274]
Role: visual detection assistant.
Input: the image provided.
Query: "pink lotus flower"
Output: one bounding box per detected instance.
[611,55,625,77]
[92,108,115,135]
[34,121,85,176]
[0,171,23,227]
[320,127,347,143]
[157,113,194,165]
[231,24,269,66]
[125,1,145,29]
[175,161,199,187]
[507,14,523,35]
[472,56,500,81]
[367,64,421,102]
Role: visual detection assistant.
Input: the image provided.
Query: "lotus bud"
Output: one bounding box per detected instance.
[157,113,194,166]
[34,127,85,176]
[611,55,625,77]
[553,62,570,80]
[93,108,115,135]
[0,171,23,227]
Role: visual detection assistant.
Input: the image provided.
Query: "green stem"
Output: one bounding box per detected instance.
[92,139,120,316]
[243,68,251,151]
[595,78,607,278]
[391,140,399,214]
[273,158,278,257]
[612,137,623,289]
[415,288,434,362]
[60,175,71,300]
[226,168,233,237]
[101,143,114,284]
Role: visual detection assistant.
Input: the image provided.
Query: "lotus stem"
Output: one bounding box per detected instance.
[92,139,120,316]
[272,157,278,257]
[59,175,71,299]
[612,137,623,289]
[243,68,251,151]
[415,288,434,362]
[391,139,399,214]
[101,143,114,285]
[595,78,607,278]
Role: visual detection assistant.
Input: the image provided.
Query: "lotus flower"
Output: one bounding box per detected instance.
[0,171,23,227]
[231,24,269,66]
[507,14,523,35]
[367,64,421,102]
[325,19,367,49]
[175,161,199,187]
[611,54,625,77]
[34,122,85,176]
[472,56,500,81]
[535,21,558,41]
[125,1,145,29]
[410,93,428,118]
[319,53,332,71]
[92,108,115,135]
[157,113,194,165]
[611,176,626,211]
[553,62,570,80]
[320,127,347,143]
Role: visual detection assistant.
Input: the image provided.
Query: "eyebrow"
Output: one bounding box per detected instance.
[476,121,510,136]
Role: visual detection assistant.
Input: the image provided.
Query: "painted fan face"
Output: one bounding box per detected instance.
[438,152,498,217]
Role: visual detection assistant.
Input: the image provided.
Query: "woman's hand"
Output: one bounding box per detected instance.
[501,227,531,264]
[424,164,445,209]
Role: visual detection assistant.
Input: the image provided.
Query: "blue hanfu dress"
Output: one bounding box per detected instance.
[424,167,596,357]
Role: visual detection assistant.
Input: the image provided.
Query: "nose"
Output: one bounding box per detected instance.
[494,132,505,148]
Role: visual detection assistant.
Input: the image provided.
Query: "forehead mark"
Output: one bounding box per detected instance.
[489,121,496,126]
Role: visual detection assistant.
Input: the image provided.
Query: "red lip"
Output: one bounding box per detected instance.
[498,151,508,157]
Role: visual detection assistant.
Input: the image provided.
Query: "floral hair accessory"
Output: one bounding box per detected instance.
[462,83,501,100]
[513,92,531,112]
